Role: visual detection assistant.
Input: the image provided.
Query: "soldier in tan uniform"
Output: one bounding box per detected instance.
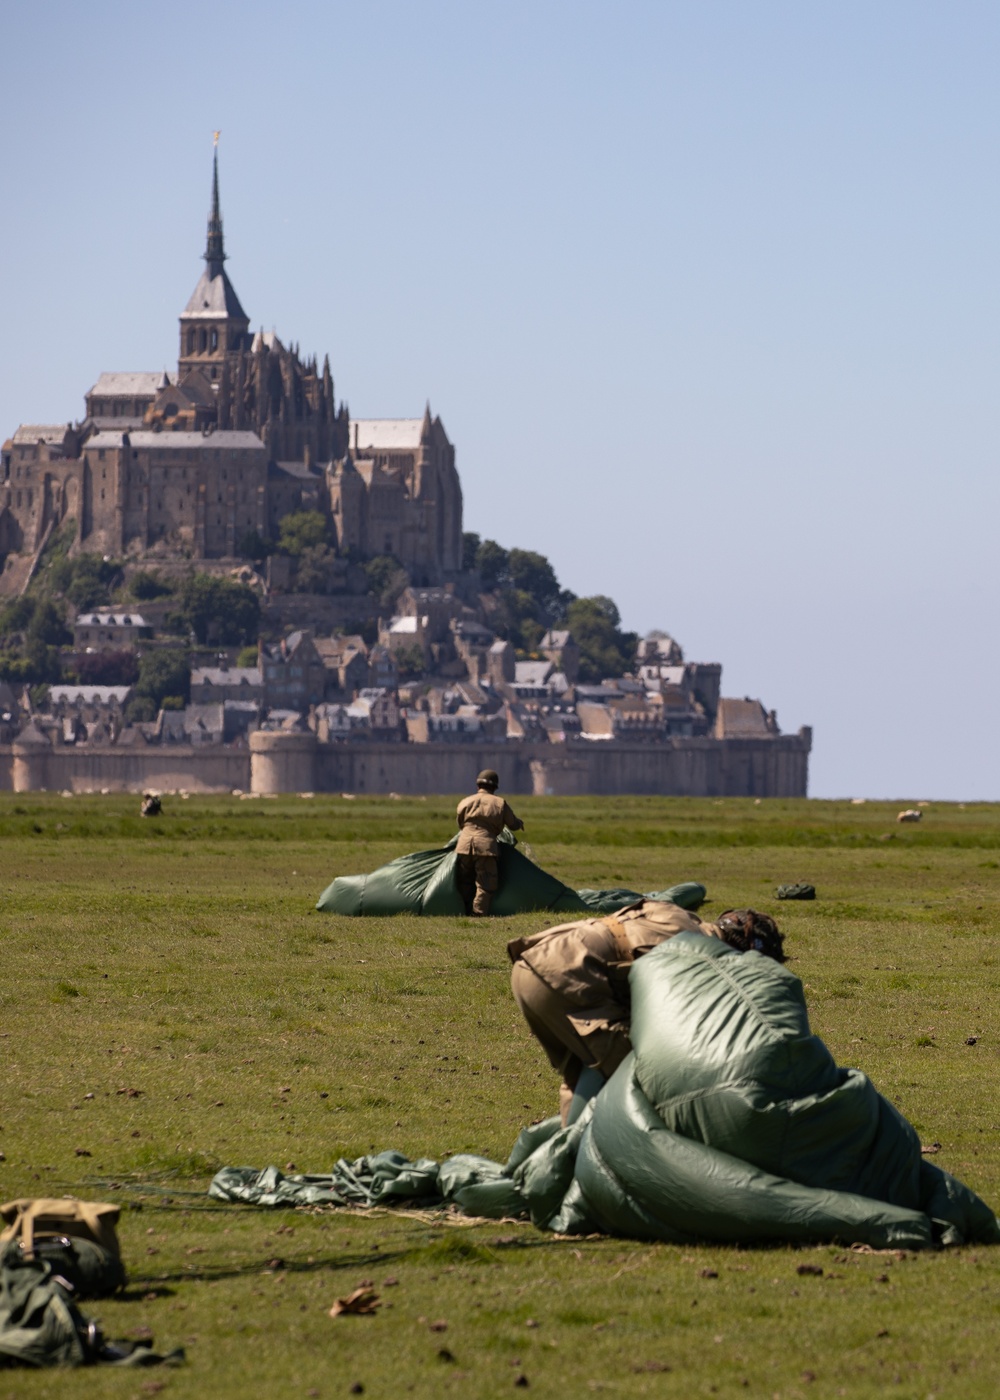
[508,902,784,1123]
[455,770,524,916]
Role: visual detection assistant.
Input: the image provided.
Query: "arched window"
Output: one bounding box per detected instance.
[187,329,195,355]
[199,329,207,352]
[210,329,218,351]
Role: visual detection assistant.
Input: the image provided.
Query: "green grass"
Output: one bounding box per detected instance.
[1,792,999,1398]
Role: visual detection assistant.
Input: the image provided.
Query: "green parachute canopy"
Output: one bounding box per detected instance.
[212,933,999,1249]
[315,832,705,917]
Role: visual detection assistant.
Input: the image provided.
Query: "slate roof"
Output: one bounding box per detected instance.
[12,424,71,444]
[75,612,149,628]
[714,698,774,738]
[88,417,147,432]
[191,667,262,688]
[639,663,687,687]
[515,661,554,687]
[87,372,170,399]
[84,431,265,451]
[271,459,322,480]
[48,686,132,705]
[182,267,248,321]
[350,419,425,451]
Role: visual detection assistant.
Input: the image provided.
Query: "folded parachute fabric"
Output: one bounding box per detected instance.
[315,831,706,917]
[210,934,1000,1248]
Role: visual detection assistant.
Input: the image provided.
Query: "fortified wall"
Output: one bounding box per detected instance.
[0,728,811,797]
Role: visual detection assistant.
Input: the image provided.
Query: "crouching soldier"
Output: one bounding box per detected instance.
[508,902,785,1124]
[455,770,524,916]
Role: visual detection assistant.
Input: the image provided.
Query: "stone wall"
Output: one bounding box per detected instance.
[307,734,812,798]
[0,729,811,797]
[0,744,249,793]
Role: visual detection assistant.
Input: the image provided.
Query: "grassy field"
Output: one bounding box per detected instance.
[1,792,999,1399]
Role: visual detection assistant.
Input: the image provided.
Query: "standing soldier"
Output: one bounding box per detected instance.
[455,770,524,916]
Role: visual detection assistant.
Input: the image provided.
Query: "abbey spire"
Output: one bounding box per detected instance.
[177,138,250,384]
[204,141,226,273]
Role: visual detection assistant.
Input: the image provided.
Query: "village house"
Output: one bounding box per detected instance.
[259,631,325,711]
[346,687,403,738]
[73,612,151,652]
[367,644,398,690]
[190,662,263,705]
[539,629,580,684]
[313,635,369,697]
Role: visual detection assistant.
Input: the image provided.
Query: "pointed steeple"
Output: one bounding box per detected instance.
[178,135,250,382]
[204,137,226,273]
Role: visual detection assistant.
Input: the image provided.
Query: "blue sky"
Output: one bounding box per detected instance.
[2,1,998,797]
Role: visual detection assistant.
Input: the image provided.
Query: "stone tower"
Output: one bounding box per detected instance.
[177,145,252,384]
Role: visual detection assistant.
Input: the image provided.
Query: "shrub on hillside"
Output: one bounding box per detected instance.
[134,648,190,712]
[168,575,260,646]
[277,510,331,556]
[565,596,638,682]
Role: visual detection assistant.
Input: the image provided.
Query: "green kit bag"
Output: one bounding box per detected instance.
[0,1200,126,1299]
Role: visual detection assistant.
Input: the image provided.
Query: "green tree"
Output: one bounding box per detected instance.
[461,532,481,571]
[127,570,174,601]
[294,543,338,594]
[564,596,638,682]
[134,649,190,711]
[0,597,70,683]
[175,575,261,646]
[277,510,330,556]
[51,554,121,610]
[507,549,567,625]
[0,596,35,636]
[474,539,509,590]
[0,637,62,685]
[236,645,260,669]
[476,542,572,649]
[364,555,408,610]
[27,599,71,647]
[393,643,426,680]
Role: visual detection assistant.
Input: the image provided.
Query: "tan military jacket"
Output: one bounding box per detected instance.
[455,790,524,856]
[507,899,722,1028]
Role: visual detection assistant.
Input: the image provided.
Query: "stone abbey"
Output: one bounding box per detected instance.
[0,150,463,594]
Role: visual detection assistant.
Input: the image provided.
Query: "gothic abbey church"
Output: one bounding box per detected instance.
[0,152,463,594]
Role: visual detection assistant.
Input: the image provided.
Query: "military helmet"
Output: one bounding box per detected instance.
[476,769,500,790]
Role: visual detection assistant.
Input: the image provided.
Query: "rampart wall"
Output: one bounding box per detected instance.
[0,729,811,797]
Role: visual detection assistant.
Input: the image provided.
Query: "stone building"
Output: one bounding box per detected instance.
[79,430,268,558]
[73,611,151,651]
[0,148,462,592]
[328,413,463,576]
[190,663,263,706]
[259,631,326,710]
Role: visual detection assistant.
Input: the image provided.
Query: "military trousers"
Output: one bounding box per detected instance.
[456,853,498,916]
[510,961,632,1125]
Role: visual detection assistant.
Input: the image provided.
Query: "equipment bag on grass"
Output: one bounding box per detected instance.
[0,1249,183,1369]
[0,1200,126,1299]
[316,830,706,917]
